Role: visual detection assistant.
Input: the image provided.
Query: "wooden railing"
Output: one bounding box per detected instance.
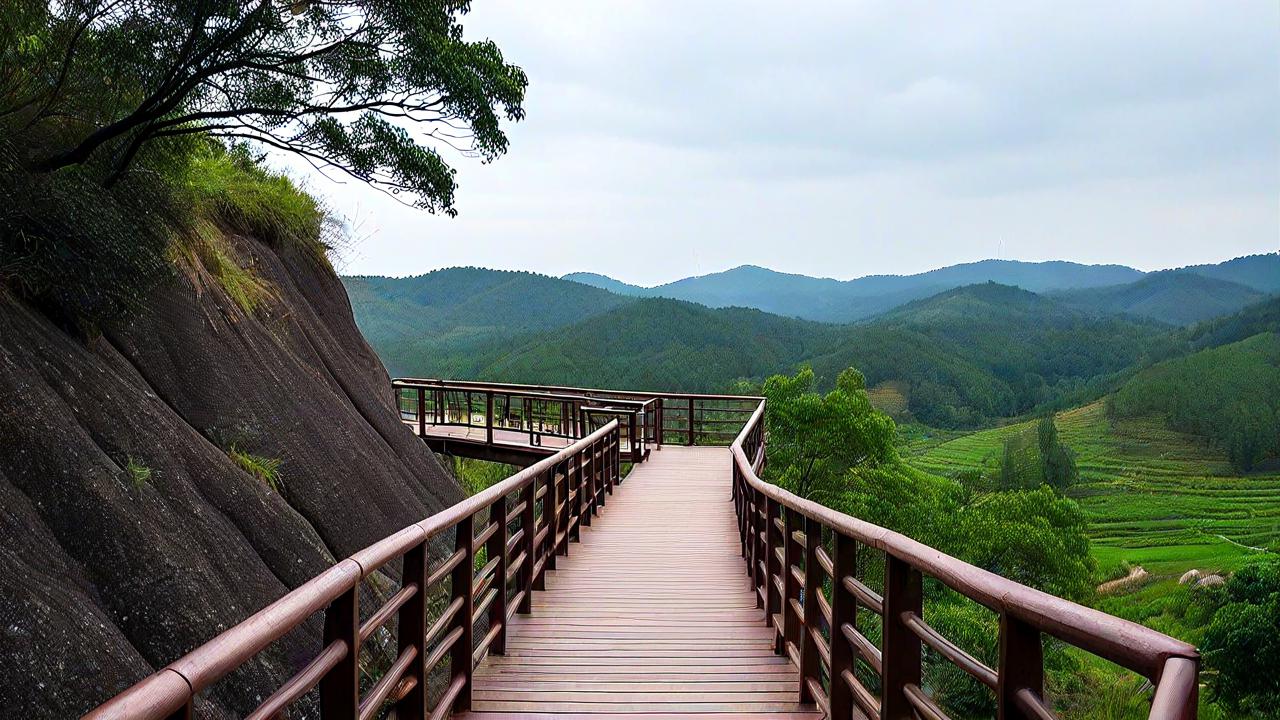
[85,380,1201,720]
[393,377,763,452]
[85,421,622,720]
[393,379,655,463]
[729,399,1201,720]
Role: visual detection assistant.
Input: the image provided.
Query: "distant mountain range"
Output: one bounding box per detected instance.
[342,254,1277,427]
[563,254,1279,325]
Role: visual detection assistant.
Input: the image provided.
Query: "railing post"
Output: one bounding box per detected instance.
[450,514,475,713]
[395,540,428,720]
[687,397,695,445]
[752,490,764,606]
[319,584,359,718]
[998,613,1045,720]
[799,515,822,703]
[829,531,857,720]
[603,439,614,495]
[520,478,537,610]
[882,555,922,720]
[629,412,640,464]
[547,462,562,564]
[524,398,534,444]
[655,398,663,449]
[485,391,494,445]
[783,507,803,679]
[765,498,781,652]
[416,387,426,437]
[488,496,509,656]
[579,450,592,528]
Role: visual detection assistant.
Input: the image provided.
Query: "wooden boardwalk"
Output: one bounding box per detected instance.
[460,446,821,719]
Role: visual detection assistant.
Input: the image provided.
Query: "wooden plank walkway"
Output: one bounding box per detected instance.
[459,446,820,719]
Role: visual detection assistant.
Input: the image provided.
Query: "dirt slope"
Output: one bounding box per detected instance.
[0,232,463,717]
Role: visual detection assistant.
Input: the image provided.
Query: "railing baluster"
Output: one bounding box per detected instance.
[488,495,509,656]
[520,477,537,612]
[629,412,640,463]
[765,497,781,651]
[416,387,425,437]
[799,515,822,703]
[485,391,494,445]
[998,613,1045,720]
[395,540,428,720]
[450,514,475,713]
[783,507,803,665]
[319,585,359,718]
[829,531,857,719]
[602,439,613,495]
[548,462,562,564]
[578,448,591,528]
[687,397,695,445]
[882,555,922,720]
[752,489,764,605]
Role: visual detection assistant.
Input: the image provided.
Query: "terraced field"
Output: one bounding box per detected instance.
[905,401,1280,578]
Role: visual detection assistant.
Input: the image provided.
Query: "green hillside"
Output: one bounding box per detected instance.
[343,268,634,376]
[476,297,834,391]
[1112,332,1280,471]
[458,283,1174,428]
[905,401,1280,578]
[808,283,1175,426]
[1177,252,1280,294]
[1052,272,1267,326]
[1183,295,1280,350]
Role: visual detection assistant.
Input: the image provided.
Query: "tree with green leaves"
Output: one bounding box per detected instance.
[1201,557,1280,717]
[998,414,1078,491]
[761,366,896,500]
[3,0,526,213]
[1037,414,1078,489]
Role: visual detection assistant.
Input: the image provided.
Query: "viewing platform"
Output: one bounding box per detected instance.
[85,379,1200,720]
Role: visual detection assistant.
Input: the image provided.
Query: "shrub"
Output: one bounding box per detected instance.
[1201,557,1280,717]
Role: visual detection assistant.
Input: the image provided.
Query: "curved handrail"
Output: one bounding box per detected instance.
[728,399,1200,720]
[87,420,623,720]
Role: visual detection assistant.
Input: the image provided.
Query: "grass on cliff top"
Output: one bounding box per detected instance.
[177,144,329,259]
[167,144,333,314]
[904,401,1280,579]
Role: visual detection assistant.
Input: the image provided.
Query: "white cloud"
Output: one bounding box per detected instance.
[309,0,1279,283]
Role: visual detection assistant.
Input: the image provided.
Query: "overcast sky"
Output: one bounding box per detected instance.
[311,1,1278,285]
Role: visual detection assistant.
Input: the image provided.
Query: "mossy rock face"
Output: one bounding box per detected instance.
[0,230,463,718]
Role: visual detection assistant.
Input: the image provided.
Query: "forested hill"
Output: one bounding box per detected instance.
[349,268,1199,427]
[1050,272,1266,325]
[344,268,633,377]
[563,254,1278,323]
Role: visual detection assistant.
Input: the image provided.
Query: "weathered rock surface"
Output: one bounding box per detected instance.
[0,233,463,717]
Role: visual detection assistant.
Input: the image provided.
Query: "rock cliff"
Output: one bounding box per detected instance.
[0,230,463,717]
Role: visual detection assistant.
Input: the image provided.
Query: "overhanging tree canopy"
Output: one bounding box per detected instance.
[2,0,527,215]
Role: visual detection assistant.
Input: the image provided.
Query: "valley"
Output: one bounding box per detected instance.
[346,255,1280,586]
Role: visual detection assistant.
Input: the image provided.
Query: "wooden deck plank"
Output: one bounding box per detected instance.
[462,446,819,718]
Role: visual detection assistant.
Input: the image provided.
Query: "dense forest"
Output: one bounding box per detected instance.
[346,264,1278,431]
[1111,332,1280,472]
